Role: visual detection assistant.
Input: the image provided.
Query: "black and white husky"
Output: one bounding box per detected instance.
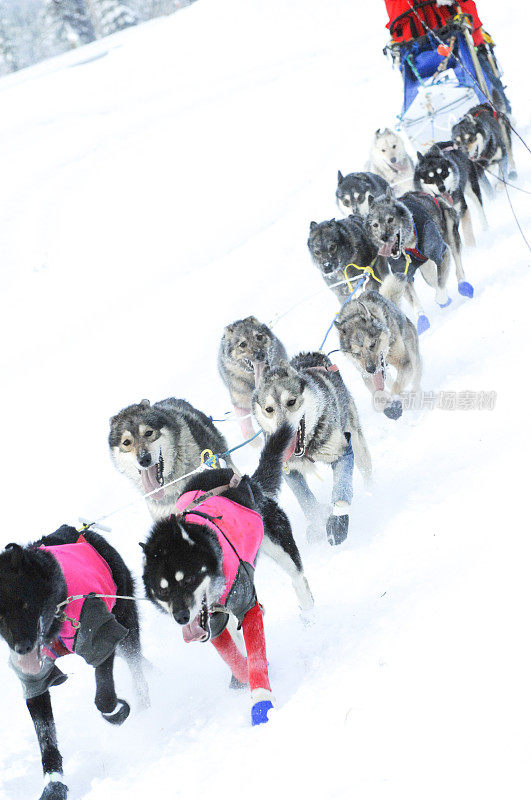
[452,102,517,183]
[0,526,148,800]
[336,170,391,217]
[414,142,487,245]
[141,425,313,725]
[253,352,372,546]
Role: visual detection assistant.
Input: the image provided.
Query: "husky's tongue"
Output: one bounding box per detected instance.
[253,361,265,387]
[182,613,208,643]
[442,192,453,205]
[140,464,164,501]
[13,647,41,675]
[378,240,395,257]
[284,431,299,462]
[372,370,385,392]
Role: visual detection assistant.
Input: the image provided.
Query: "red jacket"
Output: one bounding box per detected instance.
[385,1,484,46]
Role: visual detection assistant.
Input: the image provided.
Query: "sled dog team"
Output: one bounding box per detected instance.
[0,102,516,800]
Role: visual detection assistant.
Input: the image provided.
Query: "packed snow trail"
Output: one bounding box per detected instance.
[1,1,530,799]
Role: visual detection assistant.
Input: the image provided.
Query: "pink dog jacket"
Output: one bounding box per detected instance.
[174,491,264,604]
[40,536,117,658]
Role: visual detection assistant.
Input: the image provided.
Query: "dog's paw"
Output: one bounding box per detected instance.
[39,778,68,800]
[458,280,474,298]
[416,314,430,335]
[251,700,274,726]
[101,698,130,725]
[383,399,403,420]
[326,514,349,546]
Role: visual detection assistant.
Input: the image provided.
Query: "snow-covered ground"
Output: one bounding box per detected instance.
[1,1,530,798]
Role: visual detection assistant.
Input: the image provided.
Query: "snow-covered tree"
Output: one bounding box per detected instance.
[93,0,139,36]
[44,0,96,51]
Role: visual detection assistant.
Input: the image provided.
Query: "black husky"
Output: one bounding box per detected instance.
[0,526,148,800]
[307,214,387,302]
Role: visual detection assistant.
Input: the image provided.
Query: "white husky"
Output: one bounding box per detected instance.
[368,128,415,193]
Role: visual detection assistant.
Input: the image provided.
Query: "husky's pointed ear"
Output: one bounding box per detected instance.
[367,194,375,208]
[139,541,147,552]
[333,316,345,330]
[279,359,289,369]
[337,170,344,183]
[224,323,235,335]
[310,221,318,231]
[416,151,423,161]
[375,128,382,136]
[385,186,394,201]
[140,399,150,407]
[3,543,26,569]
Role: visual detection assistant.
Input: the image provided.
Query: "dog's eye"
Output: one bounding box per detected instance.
[392,144,396,149]
[343,198,351,206]
[238,341,247,349]
[286,398,296,407]
[313,247,321,255]
[329,244,337,252]
[387,217,393,224]
[122,438,133,449]
[144,430,153,438]
[255,334,263,341]
[265,406,274,414]
[372,221,378,227]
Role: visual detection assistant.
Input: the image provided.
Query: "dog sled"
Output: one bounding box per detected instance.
[394,17,504,151]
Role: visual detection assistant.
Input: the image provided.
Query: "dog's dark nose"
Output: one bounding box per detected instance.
[173,609,190,625]
[254,351,266,363]
[365,362,377,374]
[138,451,151,468]
[14,639,34,655]
[390,157,397,163]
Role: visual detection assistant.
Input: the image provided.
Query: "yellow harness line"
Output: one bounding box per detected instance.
[200,448,218,468]
[344,252,411,291]
[343,257,381,292]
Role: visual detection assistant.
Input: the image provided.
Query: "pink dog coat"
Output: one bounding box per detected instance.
[40,536,117,659]
[175,491,264,605]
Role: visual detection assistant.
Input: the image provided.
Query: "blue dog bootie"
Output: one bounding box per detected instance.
[251,689,274,726]
[458,281,474,298]
[417,314,430,335]
[251,700,274,726]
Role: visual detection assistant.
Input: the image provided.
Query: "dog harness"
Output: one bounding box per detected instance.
[175,490,264,636]
[10,537,128,699]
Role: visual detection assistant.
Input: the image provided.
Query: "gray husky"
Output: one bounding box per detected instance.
[218,316,287,440]
[252,352,372,546]
[334,290,421,420]
[109,398,236,520]
[307,215,386,302]
[336,170,391,217]
[368,128,415,193]
[365,188,452,333]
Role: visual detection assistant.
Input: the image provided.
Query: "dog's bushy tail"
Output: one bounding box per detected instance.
[380,274,406,306]
[252,423,293,497]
